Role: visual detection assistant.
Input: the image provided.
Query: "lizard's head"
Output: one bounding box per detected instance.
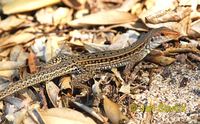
[147,27,180,49]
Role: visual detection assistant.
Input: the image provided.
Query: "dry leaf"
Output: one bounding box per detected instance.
[0,48,11,57]
[73,101,104,122]
[0,70,16,78]
[188,53,200,62]
[59,76,72,90]
[69,10,136,27]
[164,47,200,55]
[0,31,35,49]
[188,19,200,38]
[35,7,72,25]
[103,95,126,124]
[17,50,29,65]
[62,0,86,10]
[130,2,143,16]
[45,35,65,62]
[0,61,24,71]
[0,80,10,92]
[0,16,24,31]
[46,81,60,107]
[111,68,124,87]
[38,108,96,124]
[6,108,27,123]
[69,30,93,46]
[119,83,130,94]
[23,116,37,124]
[92,79,101,95]
[83,30,139,53]
[2,0,61,14]
[28,51,38,74]
[31,36,47,60]
[117,0,139,12]
[10,45,23,61]
[145,6,192,24]
[146,55,176,66]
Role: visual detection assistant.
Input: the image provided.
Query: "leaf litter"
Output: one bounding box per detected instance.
[0,0,199,124]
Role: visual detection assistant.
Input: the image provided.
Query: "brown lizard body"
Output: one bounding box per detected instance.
[0,27,180,100]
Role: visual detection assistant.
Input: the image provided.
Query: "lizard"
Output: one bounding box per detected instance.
[0,27,180,100]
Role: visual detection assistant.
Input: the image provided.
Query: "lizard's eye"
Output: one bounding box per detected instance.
[150,38,154,42]
[160,33,165,36]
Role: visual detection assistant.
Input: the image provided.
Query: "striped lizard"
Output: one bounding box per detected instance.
[0,27,180,100]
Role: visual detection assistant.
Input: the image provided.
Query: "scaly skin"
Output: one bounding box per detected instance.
[0,27,180,100]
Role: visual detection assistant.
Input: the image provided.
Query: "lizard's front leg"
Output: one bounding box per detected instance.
[123,63,135,82]
[71,71,96,93]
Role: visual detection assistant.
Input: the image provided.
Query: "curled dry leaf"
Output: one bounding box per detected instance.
[140,1,193,34]
[46,81,60,107]
[2,0,61,15]
[103,95,127,124]
[28,51,38,74]
[69,10,136,27]
[38,108,96,124]
[0,31,35,49]
[59,76,72,90]
[164,47,200,55]
[0,16,24,31]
